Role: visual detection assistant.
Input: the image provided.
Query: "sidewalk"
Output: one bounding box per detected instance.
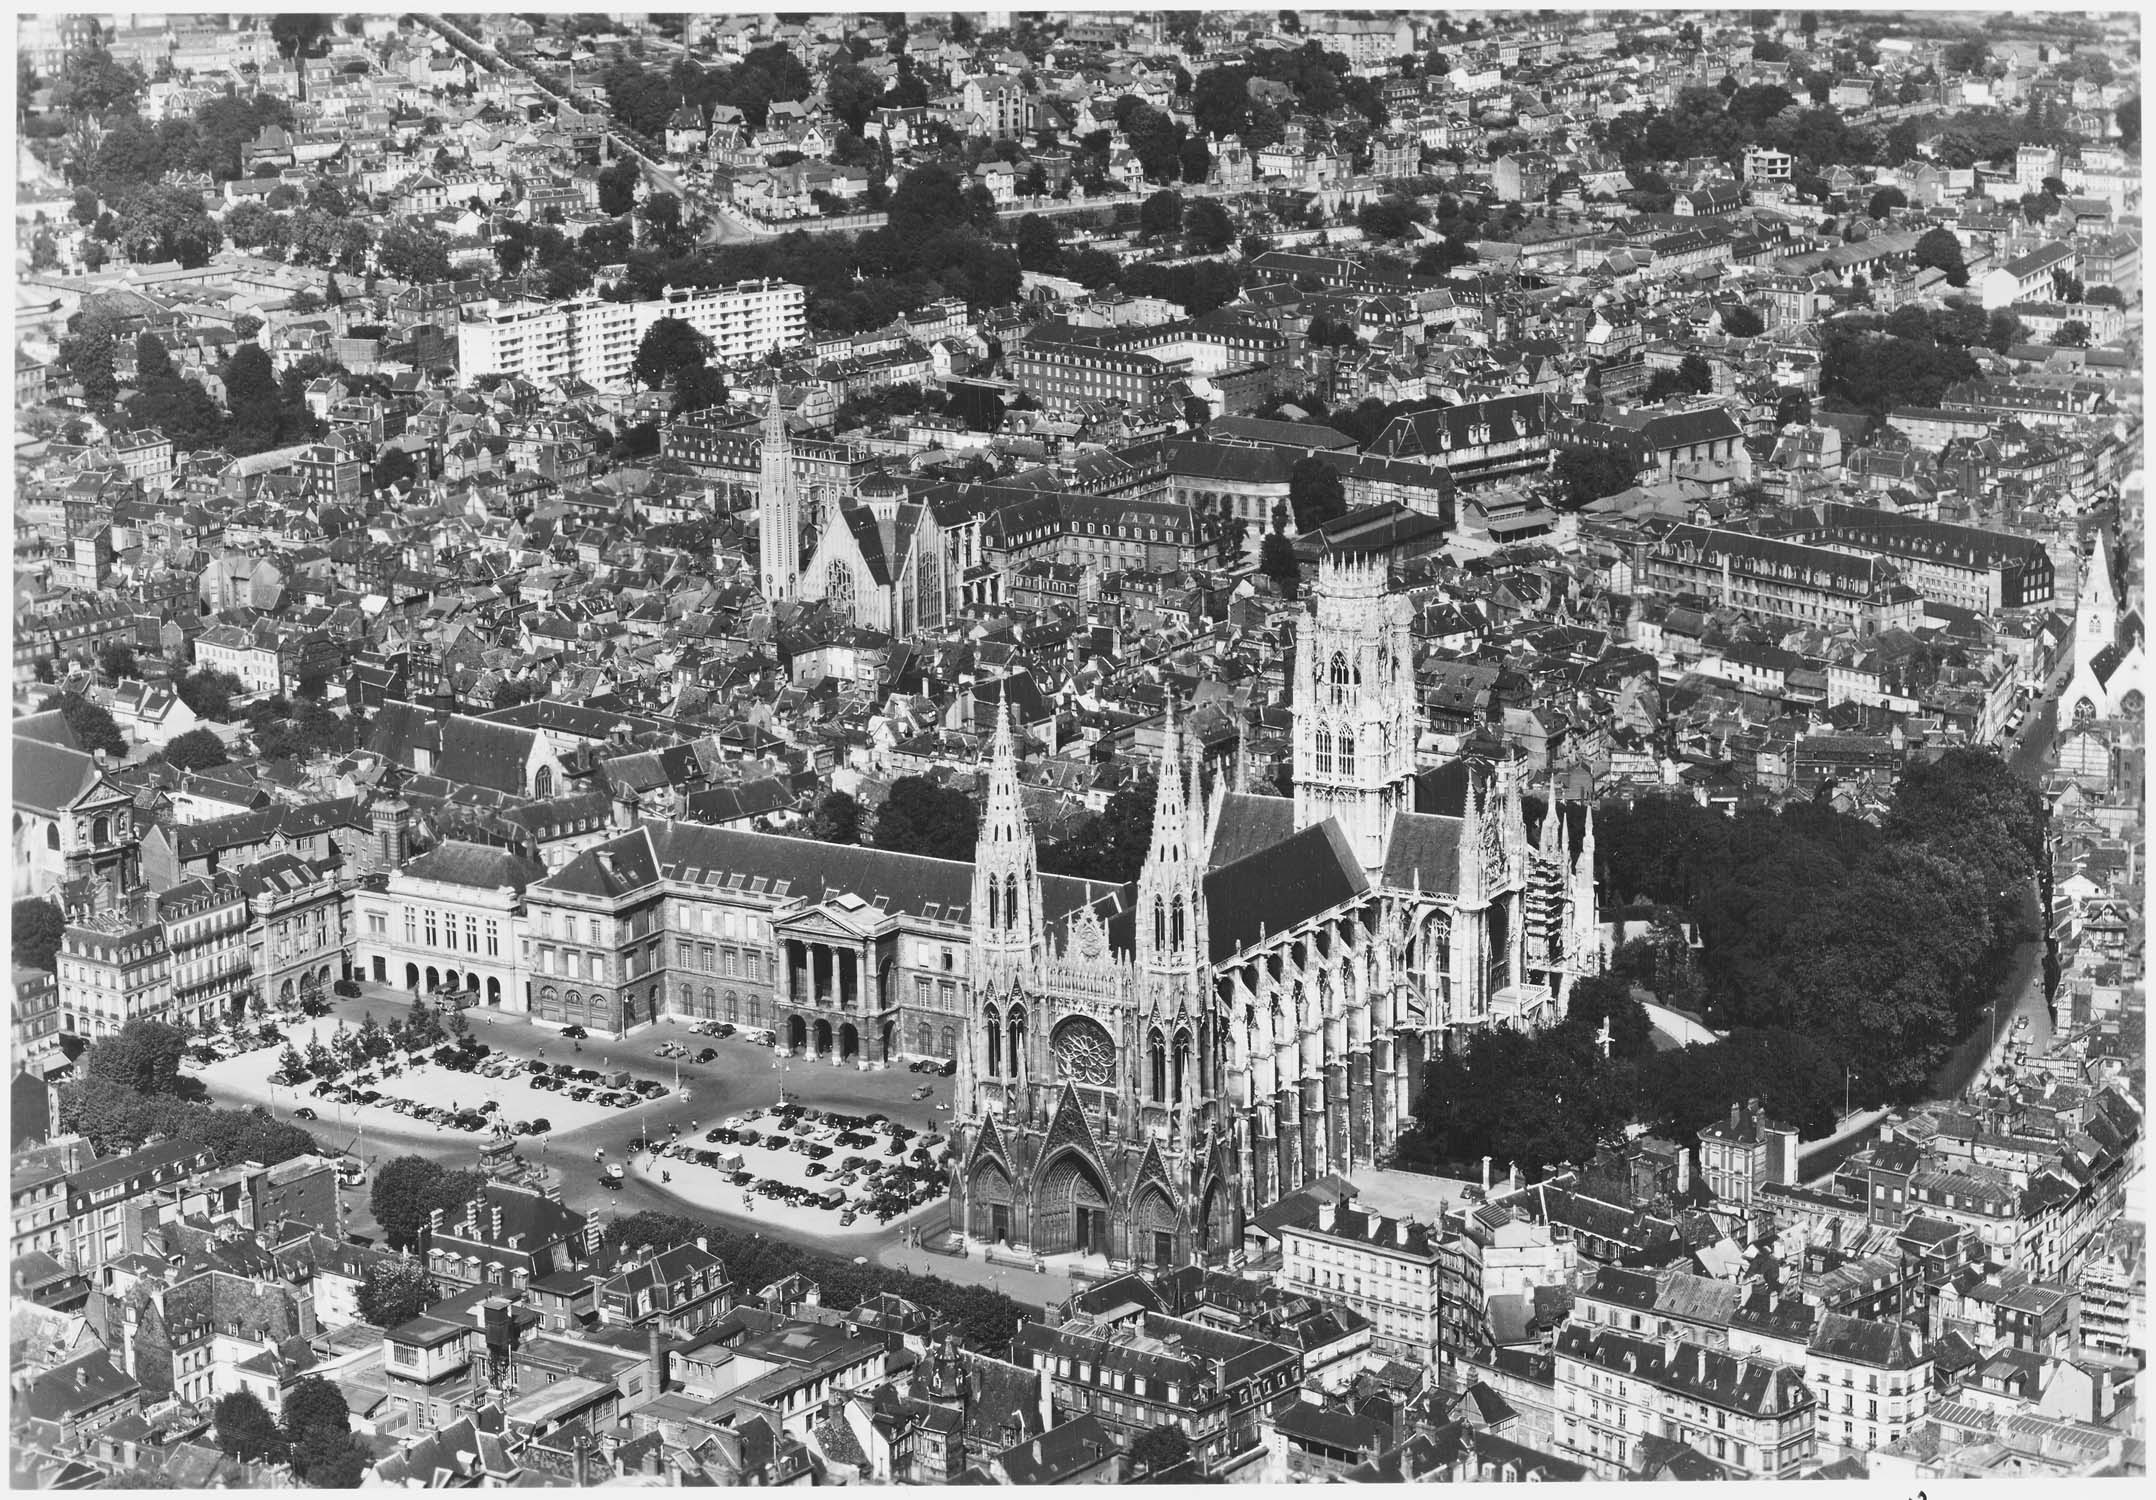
[876,1229,1079,1310]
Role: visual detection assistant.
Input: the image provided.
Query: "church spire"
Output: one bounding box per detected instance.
[1456,772,1486,909]
[1138,710,1202,984]
[1538,769,1564,862]
[970,700,1043,988]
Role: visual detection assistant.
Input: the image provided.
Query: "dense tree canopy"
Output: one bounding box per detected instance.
[356,1256,441,1329]
[1040,775,1159,883]
[12,898,66,971]
[871,776,980,860]
[598,1208,1024,1352]
[369,1156,488,1253]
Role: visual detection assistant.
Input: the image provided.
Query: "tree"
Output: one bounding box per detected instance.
[2053,319,2091,347]
[177,668,243,721]
[1866,185,1907,219]
[213,1389,287,1465]
[1645,354,1712,402]
[596,159,640,216]
[631,316,710,390]
[164,727,231,771]
[59,695,127,758]
[12,898,65,971]
[269,15,333,58]
[1287,455,1347,530]
[1039,774,1160,883]
[81,1019,189,1096]
[1184,197,1233,253]
[1139,188,1184,239]
[1984,310,2026,353]
[97,642,138,681]
[368,1156,483,1253]
[356,1256,440,1328]
[1259,529,1302,598]
[1131,1425,1192,1478]
[223,343,292,455]
[1552,447,1640,508]
[1719,304,1765,338]
[373,223,452,285]
[1014,212,1061,272]
[871,777,979,861]
[806,791,862,845]
[1913,226,1969,287]
[282,1374,363,1486]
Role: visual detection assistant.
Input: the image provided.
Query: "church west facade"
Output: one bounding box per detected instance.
[944,555,1605,1267]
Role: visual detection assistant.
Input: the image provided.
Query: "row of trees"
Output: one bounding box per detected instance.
[55,1018,323,1166]
[597,1208,1026,1353]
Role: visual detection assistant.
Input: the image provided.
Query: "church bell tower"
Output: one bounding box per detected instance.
[758,386,801,604]
[1293,554,1419,878]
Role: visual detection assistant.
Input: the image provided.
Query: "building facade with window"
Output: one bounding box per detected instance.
[351,840,541,1007]
[1277,1199,1444,1362]
[1553,1323,1817,1479]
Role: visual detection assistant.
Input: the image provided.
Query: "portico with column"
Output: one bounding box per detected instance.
[774,898,899,1068]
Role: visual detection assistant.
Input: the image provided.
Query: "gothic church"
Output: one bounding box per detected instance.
[949,556,1605,1265]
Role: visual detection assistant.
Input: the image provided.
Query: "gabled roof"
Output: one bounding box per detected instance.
[13,737,106,818]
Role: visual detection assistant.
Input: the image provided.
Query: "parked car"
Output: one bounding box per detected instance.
[528,1117,551,1134]
[562,1024,588,1039]
[294,1106,317,1120]
[911,1085,934,1100]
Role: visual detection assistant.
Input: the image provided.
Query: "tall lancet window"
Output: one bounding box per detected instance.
[1314,727,1333,774]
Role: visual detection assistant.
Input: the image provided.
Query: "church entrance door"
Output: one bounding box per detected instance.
[1153,1230,1174,1266]
[990,1204,1010,1245]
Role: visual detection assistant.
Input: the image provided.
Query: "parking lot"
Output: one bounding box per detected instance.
[200,1013,684,1144]
[628,1097,950,1239]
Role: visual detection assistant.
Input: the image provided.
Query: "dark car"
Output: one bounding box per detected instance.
[294,1106,318,1120]
[526,1059,549,1074]
[938,1058,957,1076]
[527,1117,551,1134]
[628,1136,653,1155]
[805,1162,826,1177]
[730,1170,755,1187]
[694,1047,718,1063]
[713,1023,734,1038]
[562,1024,588,1039]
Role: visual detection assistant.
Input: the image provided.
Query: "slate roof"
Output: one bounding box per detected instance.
[541,820,1127,936]
[400,838,548,891]
[1207,791,1297,868]
[1197,817,1371,962]
[13,738,103,817]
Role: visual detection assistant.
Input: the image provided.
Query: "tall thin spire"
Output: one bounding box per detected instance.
[1538,769,1563,861]
[1456,771,1485,908]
